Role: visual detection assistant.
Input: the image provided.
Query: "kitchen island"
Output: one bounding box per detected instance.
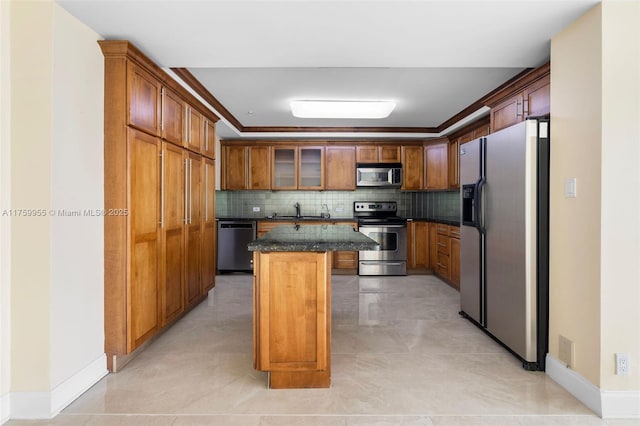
[248,224,378,389]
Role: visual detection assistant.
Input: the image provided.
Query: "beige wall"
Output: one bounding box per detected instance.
[550,1,640,392]
[550,4,603,387]
[599,0,640,391]
[2,0,106,418]
[10,0,54,392]
[50,1,105,389]
[1,0,12,419]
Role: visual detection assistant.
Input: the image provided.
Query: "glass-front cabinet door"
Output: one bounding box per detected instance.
[272,147,297,189]
[299,147,324,190]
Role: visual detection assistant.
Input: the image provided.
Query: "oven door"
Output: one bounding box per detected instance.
[358,224,407,261]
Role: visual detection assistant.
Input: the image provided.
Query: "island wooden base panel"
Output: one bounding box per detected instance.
[268,369,331,389]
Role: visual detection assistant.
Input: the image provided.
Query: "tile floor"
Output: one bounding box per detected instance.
[8,274,638,426]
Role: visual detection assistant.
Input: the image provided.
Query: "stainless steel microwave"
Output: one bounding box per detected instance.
[356,163,403,188]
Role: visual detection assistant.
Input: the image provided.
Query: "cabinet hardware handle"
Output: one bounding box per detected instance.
[189,158,193,224]
[160,150,165,228]
[205,163,208,221]
[184,158,188,224]
[524,97,530,116]
[160,87,165,132]
[188,108,192,144]
[205,121,208,152]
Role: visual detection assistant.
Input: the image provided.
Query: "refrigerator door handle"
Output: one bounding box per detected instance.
[475,177,486,235]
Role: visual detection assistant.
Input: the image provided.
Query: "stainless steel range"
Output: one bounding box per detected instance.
[354,201,407,276]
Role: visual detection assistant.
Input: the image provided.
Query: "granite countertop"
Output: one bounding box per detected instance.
[248,224,379,252]
[410,217,460,226]
[217,216,459,226]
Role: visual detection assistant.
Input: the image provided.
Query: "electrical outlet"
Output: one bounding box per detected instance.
[559,335,575,367]
[616,353,630,375]
[252,207,260,212]
[335,207,343,212]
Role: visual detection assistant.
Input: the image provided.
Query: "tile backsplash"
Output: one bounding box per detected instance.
[216,189,460,220]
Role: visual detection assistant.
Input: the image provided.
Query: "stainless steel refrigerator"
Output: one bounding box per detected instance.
[459,117,550,371]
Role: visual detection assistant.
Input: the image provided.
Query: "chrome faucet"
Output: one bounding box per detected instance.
[294,202,301,218]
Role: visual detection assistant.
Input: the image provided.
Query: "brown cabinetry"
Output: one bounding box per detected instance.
[407,221,429,270]
[449,227,460,290]
[204,118,216,159]
[203,157,216,292]
[424,141,448,190]
[184,105,204,153]
[490,74,550,133]
[428,223,460,290]
[127,62,161,136]
[402,145,424,190]
[272,146,324,190]
[161,87,184,145]
[128,129,162,350]
[100,40,217,371]
[253,250,331,388]
[272,146,297,189]
[325,146,355,190]
[161,142,185,326]
[185,152,203,308]
[356,145,401,163]
[223,145,271,190]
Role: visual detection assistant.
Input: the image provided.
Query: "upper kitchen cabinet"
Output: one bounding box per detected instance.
[249,146,272,190]
[222,144,271,190]
[128,62,161,136]
[424,140,448,190]
[325,146,355,190]
[203,118,216,159]
[299,146,324,189]
[272,146,298,190]
[272,145,324,190]
[184,105,204,153]
[401,145,424,190]
[160,87,184,145]
[223,145,247,190]
[488,64,550,133]
[356,145,401,163]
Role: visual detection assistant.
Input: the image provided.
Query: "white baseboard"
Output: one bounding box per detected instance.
[601,390,640,418]
[1,392,10,424]
[10,392,50,419]
[10,354,107,420]
[50,354,107,416]
[546,354,640,419]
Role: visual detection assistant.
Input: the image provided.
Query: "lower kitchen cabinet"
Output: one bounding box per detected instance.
[450,237,460,290]
[253,251,331,388]
[428,223,461,290]
[407,221,429,271]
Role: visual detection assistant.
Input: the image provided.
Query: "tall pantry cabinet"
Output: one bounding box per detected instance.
[100,41,218,372]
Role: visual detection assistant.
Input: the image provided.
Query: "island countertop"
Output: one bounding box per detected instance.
[248,224,379,252]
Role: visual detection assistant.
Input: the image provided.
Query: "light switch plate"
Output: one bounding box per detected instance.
[252,206,260,212]
[564,178,577,198]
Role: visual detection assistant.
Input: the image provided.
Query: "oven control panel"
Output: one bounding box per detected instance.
[354,201,397,213]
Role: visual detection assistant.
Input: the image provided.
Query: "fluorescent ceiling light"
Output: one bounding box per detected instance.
[291,100,396,119]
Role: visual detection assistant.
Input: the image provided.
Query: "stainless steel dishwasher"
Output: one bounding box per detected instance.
[217,220,257,272]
